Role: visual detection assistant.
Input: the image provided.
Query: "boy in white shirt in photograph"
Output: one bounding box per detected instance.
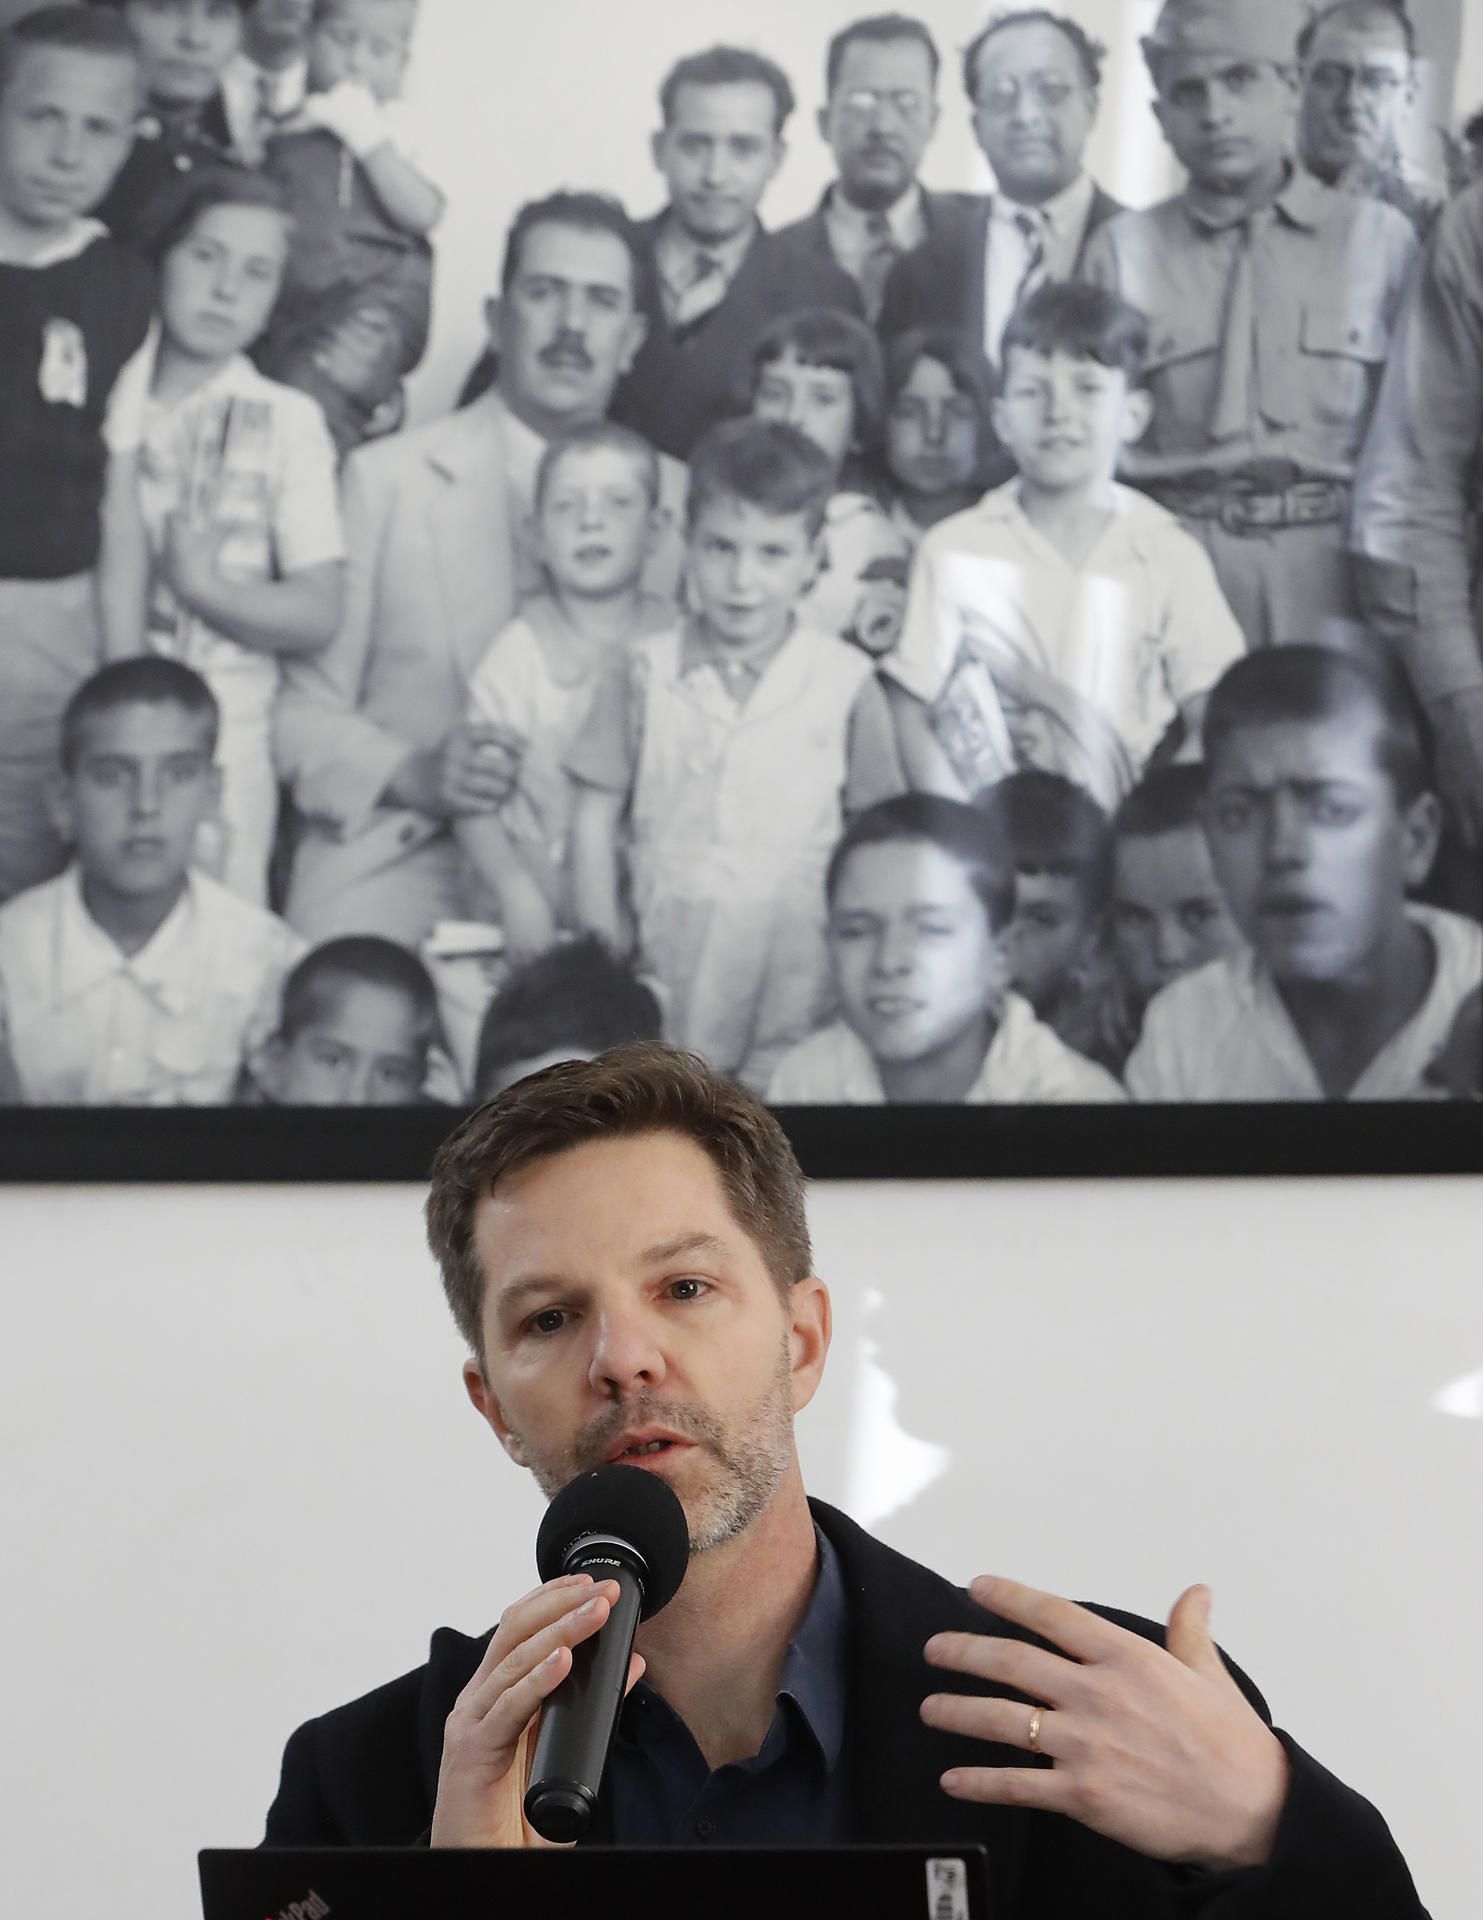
[251,931,444,1104]
[768,791,1122,1103]
[457,422,673,964]
[886,281,1246,814]
[134,167,345,906]
[1127,647,1483,1101]
[0,658,301,1105]
[256,0,444,454]
[567,418,903,1091]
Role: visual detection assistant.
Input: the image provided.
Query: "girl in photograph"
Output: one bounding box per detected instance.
[880,325,1003,548]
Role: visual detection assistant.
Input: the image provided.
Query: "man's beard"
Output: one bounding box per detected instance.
[513,1341,797,1556]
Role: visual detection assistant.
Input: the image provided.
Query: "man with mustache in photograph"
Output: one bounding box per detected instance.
[273,190,686,948]
[776,12,967,325]
[262,1043,1426,1918]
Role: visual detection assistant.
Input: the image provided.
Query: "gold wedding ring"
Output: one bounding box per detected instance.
[1027,1706,1044,1754]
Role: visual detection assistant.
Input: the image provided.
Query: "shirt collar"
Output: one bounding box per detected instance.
[654,212,757,296]
[0,217,106,270]
[993,169,1093,239]
[676,613,792,688]
[51,866,200,1015]
[772,1525,848,1772]
[1184,162,1324,235]
[824,180,926,251]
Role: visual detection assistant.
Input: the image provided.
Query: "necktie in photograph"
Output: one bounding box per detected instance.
[671,251,726,330]
[1011,207,1048,313]
[1208,214,1260,445]
[858,210,902,323]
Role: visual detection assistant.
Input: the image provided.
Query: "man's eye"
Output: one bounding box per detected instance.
[1181,902,1218,931]
[667,1276,708,1301]
[1215,801,1252,832]
[528,1307,568,1336]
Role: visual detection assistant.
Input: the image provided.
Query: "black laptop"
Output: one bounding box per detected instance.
[201,1844,991,1919]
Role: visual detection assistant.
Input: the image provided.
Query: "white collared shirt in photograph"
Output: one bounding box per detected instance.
[767,993,1125,1104]
[984,170,1096,365]
[0,867,304,1105]
[653,217,754,330]
[1124,905,1483,1102]
[885,481,1246,810]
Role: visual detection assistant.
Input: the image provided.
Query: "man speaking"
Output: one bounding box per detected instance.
[264,1045,1424,1915]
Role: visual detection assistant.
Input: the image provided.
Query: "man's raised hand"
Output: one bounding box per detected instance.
[430,1574,644,1848]
[921,1576,1289,1871]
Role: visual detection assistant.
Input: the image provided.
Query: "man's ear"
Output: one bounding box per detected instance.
[463,1356,528,1466]
[617,306,648,379]
[484,295,502,357]
[788,1274,832,1416]
[649,126,667,175]
[43,771,75,847]
[815,102,832,150]
[1400,788,1444,889]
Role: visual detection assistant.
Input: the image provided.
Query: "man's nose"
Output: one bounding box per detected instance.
[921,403,948,447]
[587,1306,667,1397]
[130,770,162,818]
[871,922,915,977]
[1263,793,1309,866]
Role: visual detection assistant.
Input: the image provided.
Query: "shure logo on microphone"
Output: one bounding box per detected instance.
[581,1556,623,1571]
[275,1893,330,1920]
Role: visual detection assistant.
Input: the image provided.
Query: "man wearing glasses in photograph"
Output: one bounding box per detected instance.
[1297,0,1437,237]
[877,8,1123,368]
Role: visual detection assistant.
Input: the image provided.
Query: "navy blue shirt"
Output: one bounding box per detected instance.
[605,1529,849,1844]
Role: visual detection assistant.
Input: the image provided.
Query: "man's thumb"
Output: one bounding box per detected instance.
[1166,1583,1226,1679]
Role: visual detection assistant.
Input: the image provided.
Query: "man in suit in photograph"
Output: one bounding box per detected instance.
[776,12,969,324]
[877,8,1122,369]
[610,44,866,461]
[274,191,686,949]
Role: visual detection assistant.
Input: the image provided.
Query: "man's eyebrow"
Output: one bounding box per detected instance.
[493,1273,581,1318]
[639,1231,729,1266]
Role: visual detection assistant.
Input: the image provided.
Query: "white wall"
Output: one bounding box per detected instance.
[2,1174,1479,1919]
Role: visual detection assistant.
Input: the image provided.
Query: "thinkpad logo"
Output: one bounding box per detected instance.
[274,1893,330,1920]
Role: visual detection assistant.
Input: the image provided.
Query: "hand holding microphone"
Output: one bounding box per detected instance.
[430,1464,688,1849]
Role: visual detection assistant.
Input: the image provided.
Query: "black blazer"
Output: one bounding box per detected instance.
[263,1500,1426,1919]
[776,183,978,277]
[877,183,1125,346]
[608,213,866,461]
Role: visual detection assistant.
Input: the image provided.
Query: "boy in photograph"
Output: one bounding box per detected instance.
[94,0,249,244]
[251,931,443,1104]
[221,0,312,165]
[1061,762,1243,1077]
[566,418,902,1091]
[1080,0,1417,653]
[768,791,1121,1102]
[885,283,1245,816]
[457,422,673,965]
[0,5,155,904]
[256,0,443,455]
[0,657,301,1105]
[976,768,1110,1034]
[1126,647,1483,1101]
[471,933,662,1101]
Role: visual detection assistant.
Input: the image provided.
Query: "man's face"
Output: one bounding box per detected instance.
[1153,54,1299,197]
[267,980,429,1105]
[0,45,138,230]
[687,492,819,655]
[993,347,1149,497]
[969,19,1096,205]
[752,348,856,474]
[466,1132,829,1557]
[1300,12,1411,183]
[53,702,219,902]
[494,222,646,438]
[161,201,289,361]
[887,353,981,501]
[243,0,314,65]
[1110,825,1241,1010]
[1003,870,1092,1014]
[307,0,415,104]
[819,34,938,211]
[652,80,783,245]
[124,0,244,110]
[830,838,1008,1066]
[1203,714,1439,984]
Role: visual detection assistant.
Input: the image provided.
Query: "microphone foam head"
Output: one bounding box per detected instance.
[536,1462,690,1619]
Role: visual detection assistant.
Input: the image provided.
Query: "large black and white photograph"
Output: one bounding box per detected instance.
[1,0,1481,1175]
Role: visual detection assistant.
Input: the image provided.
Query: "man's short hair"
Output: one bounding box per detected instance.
[425,1041,814,1357]
[976,770,1111,916]
[659,45,796,135]
[1297,0,1416,65]
[825,12,940,95]
[0,4,140,102]
[535,421,661,511]
[499,190,644,303]
[60,658,219,772]
[474,935,663,1098]
[750,306,887,451]
[278,936,442,1048]
[1000,281,1149,385]
[144,164,291,264]
[686,418,836,538]
[1202,644,1433,808]
[826,792,1016,935]
[961,9,1106,101]
[1111,763,1208,844]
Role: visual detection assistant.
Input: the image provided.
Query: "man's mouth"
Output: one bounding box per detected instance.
[867,995,922,1019]
[606,1428,690,1464]
[573,543,613,563]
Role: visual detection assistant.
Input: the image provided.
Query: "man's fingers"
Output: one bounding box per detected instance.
[967,1575,1121,1662]
[1165,1584,1227,1683]
[466,1584,619,1721]
[924,1630,1073,1704]
[465,1577,605,1697]
[921,1690,1060,1755]
[939,1764,1076,1815]
[624,1650,646,1696]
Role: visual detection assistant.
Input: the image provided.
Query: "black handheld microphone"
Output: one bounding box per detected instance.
[523,1462,689,1843]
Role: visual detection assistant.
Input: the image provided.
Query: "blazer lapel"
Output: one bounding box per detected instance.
[962,197,992,350]
[424,398,520,681]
